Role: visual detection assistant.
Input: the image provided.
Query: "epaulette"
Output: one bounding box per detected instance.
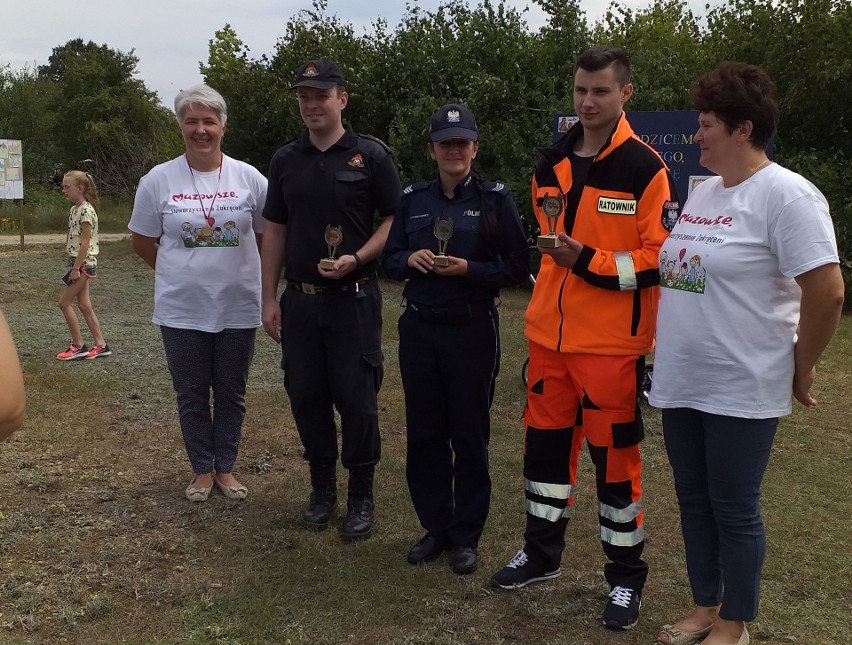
[403,181,430,195]
[275,137,299,153]
[357,133,392,153]
[483,181,510,195]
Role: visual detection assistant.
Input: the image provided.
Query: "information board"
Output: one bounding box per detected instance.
[0,139,24,200]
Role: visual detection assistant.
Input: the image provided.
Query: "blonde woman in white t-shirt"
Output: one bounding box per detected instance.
[650,63,844,645]
[56,170,110,361]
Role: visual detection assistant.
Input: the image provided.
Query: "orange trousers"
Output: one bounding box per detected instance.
[520,341,648,590]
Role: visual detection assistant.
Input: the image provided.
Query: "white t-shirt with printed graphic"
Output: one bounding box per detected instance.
[129,154,268,332]
[649,163,839,418]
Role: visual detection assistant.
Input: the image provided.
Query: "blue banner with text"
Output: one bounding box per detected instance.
[553,111,773,202]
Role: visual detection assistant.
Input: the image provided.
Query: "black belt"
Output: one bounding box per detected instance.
[289,274,376,295]
[408,300,494,324]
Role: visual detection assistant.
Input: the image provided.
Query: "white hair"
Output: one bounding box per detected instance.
[174,84,228,125]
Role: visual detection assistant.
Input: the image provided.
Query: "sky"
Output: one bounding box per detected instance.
[2,0,715,111]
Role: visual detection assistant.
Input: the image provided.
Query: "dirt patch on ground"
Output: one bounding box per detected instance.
[0,234,129,247]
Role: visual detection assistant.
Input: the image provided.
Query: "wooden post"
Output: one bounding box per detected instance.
[18,199,24,251]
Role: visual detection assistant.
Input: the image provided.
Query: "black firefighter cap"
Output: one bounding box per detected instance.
[291,60,347,90]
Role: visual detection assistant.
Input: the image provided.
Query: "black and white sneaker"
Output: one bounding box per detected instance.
[490,549,561,589]
[602,586,641,631]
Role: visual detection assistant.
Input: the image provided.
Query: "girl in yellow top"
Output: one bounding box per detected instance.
[57,171,110,360]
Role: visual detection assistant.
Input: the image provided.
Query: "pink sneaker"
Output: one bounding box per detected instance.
[86,344,112,359]
[57,344,88,360]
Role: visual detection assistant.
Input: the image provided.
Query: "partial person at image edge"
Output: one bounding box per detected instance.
[0,310,26,440]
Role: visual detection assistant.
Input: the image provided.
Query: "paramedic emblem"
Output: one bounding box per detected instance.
[597,196,637,215]
[433,217,454,267]
[447,110,461,123]
[320,225,343,270]
[304,63,319,77]
[537,193,564,248]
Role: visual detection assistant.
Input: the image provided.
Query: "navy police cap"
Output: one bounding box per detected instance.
[429,104,478,142]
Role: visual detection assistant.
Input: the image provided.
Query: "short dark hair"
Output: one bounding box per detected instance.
[574,46,631,86]
[295,84,347,96]
[691,62,779,149]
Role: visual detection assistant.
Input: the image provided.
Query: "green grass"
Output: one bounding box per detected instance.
[0,197,132,235]
[0,241,849,644]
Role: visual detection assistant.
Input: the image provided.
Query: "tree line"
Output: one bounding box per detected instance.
[0,39,181,201]
[1,0,849,283]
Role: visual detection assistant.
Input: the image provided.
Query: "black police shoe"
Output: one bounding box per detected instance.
[341,497,374,542]
[301,491,336,530]
[450,546,478,575]
[407,534,448,564]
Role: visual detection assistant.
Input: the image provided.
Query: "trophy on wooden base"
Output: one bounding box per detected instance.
[433,218,454,267]
[537,193,565,248]
[320,225,343,270]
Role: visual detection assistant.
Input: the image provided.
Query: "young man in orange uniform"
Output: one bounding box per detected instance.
[491,46,679,631]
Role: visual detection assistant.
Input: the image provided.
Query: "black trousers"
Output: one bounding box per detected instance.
[280,280,383,469]
[399,305,499,548]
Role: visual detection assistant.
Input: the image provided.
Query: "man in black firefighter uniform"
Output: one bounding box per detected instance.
[261,59,402,541]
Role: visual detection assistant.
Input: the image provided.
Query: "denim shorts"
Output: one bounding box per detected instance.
[65,261,97,278]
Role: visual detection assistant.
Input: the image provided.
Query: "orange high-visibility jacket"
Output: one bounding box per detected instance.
[526,113,679,356]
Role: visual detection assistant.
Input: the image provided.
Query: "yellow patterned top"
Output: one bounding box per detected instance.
[66,201,99,266]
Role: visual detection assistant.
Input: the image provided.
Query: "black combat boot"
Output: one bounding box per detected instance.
[341,466,374,542]
[301,462,337,530]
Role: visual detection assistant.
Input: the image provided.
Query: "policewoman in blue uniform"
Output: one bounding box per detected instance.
[383,104,530,574]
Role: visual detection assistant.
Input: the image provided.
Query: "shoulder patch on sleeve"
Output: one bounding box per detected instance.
[356,133,392,153]
[403,181,430,195]
[483,181,510,195]
[662,200,680,232]
[660,171,682,232]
